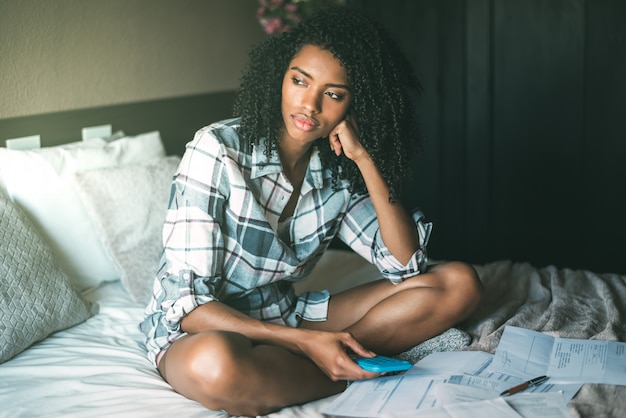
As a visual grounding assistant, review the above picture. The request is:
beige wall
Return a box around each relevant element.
[0,0,266,119]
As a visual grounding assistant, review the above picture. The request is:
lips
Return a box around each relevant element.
[291,114,320,132]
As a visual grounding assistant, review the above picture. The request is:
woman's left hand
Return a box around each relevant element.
[328,113,370,163]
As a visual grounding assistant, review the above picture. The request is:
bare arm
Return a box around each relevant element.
[181,301,378,381]
[328,117,420,264]
[182,301,308,352]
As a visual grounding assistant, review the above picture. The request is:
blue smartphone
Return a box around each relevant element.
[355,356,412,373]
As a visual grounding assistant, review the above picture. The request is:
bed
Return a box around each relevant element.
[1,99,625,418]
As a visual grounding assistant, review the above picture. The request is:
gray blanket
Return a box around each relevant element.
[464,261,626,417]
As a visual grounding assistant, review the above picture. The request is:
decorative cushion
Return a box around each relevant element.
[0,190,97,363]
[73,156,181,304]
[0,132,166,290]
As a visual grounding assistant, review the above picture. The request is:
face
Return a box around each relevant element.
[280,44,352,147]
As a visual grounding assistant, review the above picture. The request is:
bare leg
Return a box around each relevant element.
[302,261,483,355]
[158,331,344,416]
[157,261,481,415]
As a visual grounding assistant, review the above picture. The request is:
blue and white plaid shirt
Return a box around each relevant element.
[140,118,432,365]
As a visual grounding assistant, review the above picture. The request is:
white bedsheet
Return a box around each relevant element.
[0,279,338,418]
[5,250,622,417]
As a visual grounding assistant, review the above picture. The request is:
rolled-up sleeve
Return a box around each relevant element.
[338,194,432,284]
[158,197,225,332]
[141,126,231,363]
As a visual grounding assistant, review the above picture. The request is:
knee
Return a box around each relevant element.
[181,332,245,387]
[166,332,248,411]
[174,333,283,416]
[433,261,483,318]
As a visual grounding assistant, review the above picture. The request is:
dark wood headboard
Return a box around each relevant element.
[0,91,236,155]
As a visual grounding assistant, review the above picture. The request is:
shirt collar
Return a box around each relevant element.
[251,140,326,190]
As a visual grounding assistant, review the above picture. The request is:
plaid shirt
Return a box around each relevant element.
[140,118,432,365]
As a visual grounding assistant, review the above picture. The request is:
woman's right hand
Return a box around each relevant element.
[297,329,381,382]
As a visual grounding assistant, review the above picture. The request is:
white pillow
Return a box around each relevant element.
[74,156,181,304]
[0,132,166,290]
[0,138,106,192]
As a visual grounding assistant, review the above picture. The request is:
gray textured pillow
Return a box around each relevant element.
[0,191,97,363]
[73,156,181,304]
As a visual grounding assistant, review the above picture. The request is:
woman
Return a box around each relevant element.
[140,7,482,416]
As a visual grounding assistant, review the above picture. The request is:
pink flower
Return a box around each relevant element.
[257,0,345,35]
[263,17,284,34]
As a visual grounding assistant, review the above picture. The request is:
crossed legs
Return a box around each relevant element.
[157,261,482,416]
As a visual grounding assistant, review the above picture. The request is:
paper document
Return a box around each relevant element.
[322,352,492,417]
[322,327,621,417]
[491,326,626,385]
[412,351,581,401]
[321,373,452,417]
[434,385,570,418]
[383,397,522,418]
[322,351,580,417]
[381,387,570,418]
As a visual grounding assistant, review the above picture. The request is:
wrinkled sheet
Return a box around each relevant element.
[1,251,624,417]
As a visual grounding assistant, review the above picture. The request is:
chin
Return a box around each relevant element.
[286,127,323,145]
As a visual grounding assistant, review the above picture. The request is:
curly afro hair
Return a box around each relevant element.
[234,6,421,197]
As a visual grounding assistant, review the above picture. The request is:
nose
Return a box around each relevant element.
[301,88,321,114]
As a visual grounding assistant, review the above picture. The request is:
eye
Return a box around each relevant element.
[326,91,345,101]
[291,76,306,86]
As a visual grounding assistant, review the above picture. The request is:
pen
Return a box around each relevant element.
[499,375,549,396]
